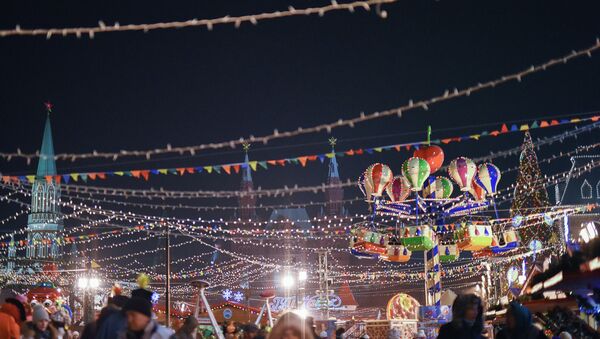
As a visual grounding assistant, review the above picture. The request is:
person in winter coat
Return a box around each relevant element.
[0,301,22,339]
[495,302,547,339]
[24,305,58,339]
[84,294,129,339]
[170,315,198,339]
[437,294,484,339]
[119,296,173,339]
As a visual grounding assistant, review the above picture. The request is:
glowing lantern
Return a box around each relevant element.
[402,157,431,191]
[468,179,486,201]
[448,157,477,191]
[422,176,454,199]
[365,163,393,198]
[386,176,412,202]
[474,163,501,196]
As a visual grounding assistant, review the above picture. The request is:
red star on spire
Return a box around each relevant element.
[44,101,53,112]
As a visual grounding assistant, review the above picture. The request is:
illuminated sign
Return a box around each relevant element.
[270,295,343,312]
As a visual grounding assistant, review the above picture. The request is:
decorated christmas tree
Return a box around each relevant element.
[510,131,551,244]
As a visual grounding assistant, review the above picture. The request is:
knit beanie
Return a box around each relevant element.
[32,305,50,322]
[123,297,152,318]
[131,288,153,303]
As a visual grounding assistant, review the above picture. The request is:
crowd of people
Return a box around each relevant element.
[0,286,339,339]
[436,293,581,339]
[0,288,588,339]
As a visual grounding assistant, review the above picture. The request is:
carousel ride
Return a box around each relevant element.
[348,139,512,312]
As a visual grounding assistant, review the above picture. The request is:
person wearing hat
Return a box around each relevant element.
[25,304,58,339]
[93,296,130,339]
[119,296,173,339]
[495,301,547,339]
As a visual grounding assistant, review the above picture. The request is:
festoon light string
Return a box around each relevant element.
[0,0,395,39]
[1,41,599,162]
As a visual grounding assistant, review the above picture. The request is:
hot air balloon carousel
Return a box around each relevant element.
[350,135,504,319]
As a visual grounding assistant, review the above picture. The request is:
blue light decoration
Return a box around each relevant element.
[529,239,543,252]
[512,215,523,227]
[151,292,159,305]
[506,266,519,285]
[543,213,554,226]
[233,291,244,302]
[222,289,233,300]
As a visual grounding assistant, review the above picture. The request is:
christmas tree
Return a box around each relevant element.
[510,131,551,244]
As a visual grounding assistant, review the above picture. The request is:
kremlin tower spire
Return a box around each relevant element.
[239,142,256,220]
[325,137,343,216]
[26,103,63,259]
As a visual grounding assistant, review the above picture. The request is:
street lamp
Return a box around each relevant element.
[282,273,295,290]
[77,275,101,324]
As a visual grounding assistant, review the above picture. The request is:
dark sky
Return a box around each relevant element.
[1,0,599,302]
[1,0,599,174]
[1,0,599,230]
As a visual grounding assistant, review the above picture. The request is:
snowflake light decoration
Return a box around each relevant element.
[233,291,244,302]
[151,292,160,305]
[222,289,233,300]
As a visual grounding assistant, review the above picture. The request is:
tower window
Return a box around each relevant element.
[581,180,592,199]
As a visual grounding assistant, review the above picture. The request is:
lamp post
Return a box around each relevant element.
[298,270,307,310]
[77,275,100,324]
[282,270,307,311]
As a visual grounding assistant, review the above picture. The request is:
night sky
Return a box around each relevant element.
[1,0,599,303]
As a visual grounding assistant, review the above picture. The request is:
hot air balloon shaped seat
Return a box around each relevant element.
[400,226,434,251]
[491,230,520,253]
[439,244,459,263]
[383,244,412,262]
[454,224,493,251]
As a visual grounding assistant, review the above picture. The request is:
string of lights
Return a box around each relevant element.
[37,141,599,216]
[40,122,598,200]
[0,0,394,39]
[1,42,599,162]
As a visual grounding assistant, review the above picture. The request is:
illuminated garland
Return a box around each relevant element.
[0,0,394,39]
[3,115,597,184]
[2,41,600,161]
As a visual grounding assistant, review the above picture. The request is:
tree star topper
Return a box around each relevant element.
[328,137,337,148]
[242,142,251,153]
[44,102,53,113]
